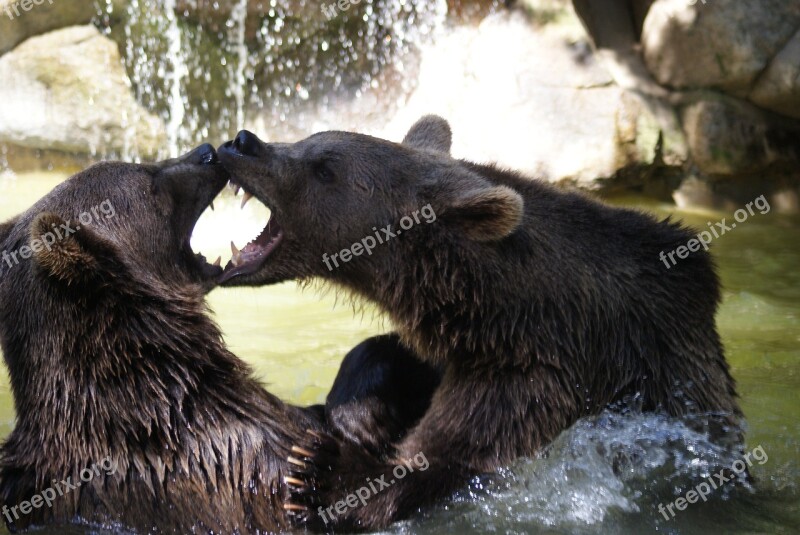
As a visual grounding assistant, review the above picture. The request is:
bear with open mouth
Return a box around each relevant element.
[0,144,440,533]
[217,116,744,531]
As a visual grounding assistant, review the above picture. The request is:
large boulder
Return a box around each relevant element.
[678,93,799,176]
[749,28,800,120]
[321,8,670,187]
[0,25,165,157]
[642,0,800,97]
[0,0,97,55]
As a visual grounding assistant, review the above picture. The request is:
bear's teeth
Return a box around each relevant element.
[241,192,253,209]
[230,241,242,266]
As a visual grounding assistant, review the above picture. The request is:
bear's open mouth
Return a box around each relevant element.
[219,182,283,283]
[189,180,284,284]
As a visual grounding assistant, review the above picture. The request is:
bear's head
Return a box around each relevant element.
[0,144,227,297]
[216,115,524,287]
[0,145,228,435]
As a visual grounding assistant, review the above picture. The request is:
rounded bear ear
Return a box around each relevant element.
[446,185,524,242]
[29,212,121,285]
[402,115,452,155]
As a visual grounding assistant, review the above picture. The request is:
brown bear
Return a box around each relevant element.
[0,144,439,533]
[217,116,744,531]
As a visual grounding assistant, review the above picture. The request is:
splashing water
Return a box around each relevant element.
[387,411,760,535]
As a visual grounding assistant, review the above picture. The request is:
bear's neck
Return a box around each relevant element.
[341,241,517,367]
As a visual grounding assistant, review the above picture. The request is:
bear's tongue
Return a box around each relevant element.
[221,215,283,282]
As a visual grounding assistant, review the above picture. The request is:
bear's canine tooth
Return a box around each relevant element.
[241,192,253,209]
[230,242,242,267]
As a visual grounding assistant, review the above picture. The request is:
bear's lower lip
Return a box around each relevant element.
[218,214,283,284]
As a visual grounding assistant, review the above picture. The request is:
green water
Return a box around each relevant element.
[0,173,798,534]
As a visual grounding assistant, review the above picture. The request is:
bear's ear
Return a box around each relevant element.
[30,212,121,285]
[403,115,452,154]
[446,185,524,242]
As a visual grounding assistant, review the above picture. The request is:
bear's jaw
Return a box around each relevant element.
[220,208,284,284]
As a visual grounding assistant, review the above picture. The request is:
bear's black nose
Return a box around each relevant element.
[196,143,218,165]
[232,130,261,156]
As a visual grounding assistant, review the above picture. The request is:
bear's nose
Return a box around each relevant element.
[232,130,261,156]
[196,143,218,165]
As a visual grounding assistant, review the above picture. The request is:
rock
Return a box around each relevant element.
[642,0,800,96]
[384,10,626,186]
[0,0,97,56]
[0,25,165,157]
[244,8,684,188]
[679,92,799,176]
[376,10,656,187]
[749,28,800,120]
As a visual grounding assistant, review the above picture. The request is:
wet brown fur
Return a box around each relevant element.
[0,149,326,533]
[218,117,743,531]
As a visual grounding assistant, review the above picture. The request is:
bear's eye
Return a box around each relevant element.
[313,162,335,184]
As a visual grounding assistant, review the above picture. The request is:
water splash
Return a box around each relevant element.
[391,411,751,534]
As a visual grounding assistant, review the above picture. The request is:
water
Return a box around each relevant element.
[0,172,797,534]
[101,0,452,160]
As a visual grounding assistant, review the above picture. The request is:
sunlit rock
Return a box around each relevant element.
[749,28,800,120]
[0,0,96,55]
[642,0,800,97]
[0,25,166,158]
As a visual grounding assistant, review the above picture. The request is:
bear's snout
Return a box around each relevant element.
[181,143,218,165]
[232,130,262,157]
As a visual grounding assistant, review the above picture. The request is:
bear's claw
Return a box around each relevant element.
[283,476,305,487]
[291,445,314,458]
[285,429,341,529]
